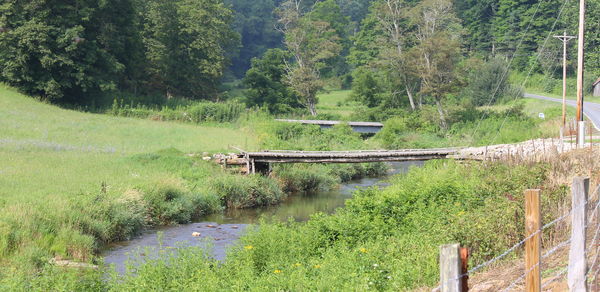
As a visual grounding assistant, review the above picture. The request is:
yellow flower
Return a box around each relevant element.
[294,263,302,267]
[274,269,282,274]
[314,264,321,269]
[244,245,253,250]
[359,248,368,253]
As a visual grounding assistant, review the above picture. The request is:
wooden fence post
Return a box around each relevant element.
[460,247,469,292]
[525,189,541,292]
[569,177,589,291]
[440,243,463,292]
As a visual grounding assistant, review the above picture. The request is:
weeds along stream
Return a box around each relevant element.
[102,161,424,274]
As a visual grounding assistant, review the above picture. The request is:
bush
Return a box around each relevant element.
[210,175,285,209]
[109,99,245,124]
[275,165,338,193]
[462,58,519,106]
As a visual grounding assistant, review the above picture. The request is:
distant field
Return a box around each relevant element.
[316,90,360,118]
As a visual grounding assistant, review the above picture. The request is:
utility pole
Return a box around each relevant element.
[576,0,586,147]
[553,31,576,130]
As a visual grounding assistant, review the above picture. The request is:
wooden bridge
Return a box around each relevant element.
[214,138,575,174]
[216,148,460,174]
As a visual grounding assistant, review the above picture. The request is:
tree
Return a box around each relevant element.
[351,67,385,107]
[243,49,302,113]
[372,0,419,110]
[0,0,138,103]
[455,0,498,53]
[141,0,238,100]
[225,0,283,78]
[277,0,343,116]
[462,58,513,106]
[492,0,563,69]
[408,0,462,129]
[310,0,351,78]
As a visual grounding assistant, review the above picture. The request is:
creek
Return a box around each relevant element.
[102,161,423,273]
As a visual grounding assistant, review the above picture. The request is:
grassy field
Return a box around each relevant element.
[0,84,260,204]
[316,90,359,118]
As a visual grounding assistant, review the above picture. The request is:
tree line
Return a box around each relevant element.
[0,0,235,104]
[0,0,598,112]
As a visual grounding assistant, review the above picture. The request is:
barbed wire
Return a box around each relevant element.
[541,266,568,289]
[586,223,600,277]
[432,187,599,291]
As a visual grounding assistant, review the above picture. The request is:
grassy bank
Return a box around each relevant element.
[12,152,590,291]
[107,152,593,290]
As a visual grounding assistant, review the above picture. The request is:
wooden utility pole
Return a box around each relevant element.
[525,189,541,292]
[553,31,576,128]
[576,0,586,145]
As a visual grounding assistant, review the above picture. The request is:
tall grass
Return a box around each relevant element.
[109,99,246,124]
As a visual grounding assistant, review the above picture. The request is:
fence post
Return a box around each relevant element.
[440,243,462,292]
[525,189,541,292]
[460,247,469,292]
[569,177,589,291]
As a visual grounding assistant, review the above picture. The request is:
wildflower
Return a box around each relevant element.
[372,264,379,268]
[314,264,322,269]
[294,263,302,267]
[359,248,368,253]
[274,269,282,274]
[244,245,253,250]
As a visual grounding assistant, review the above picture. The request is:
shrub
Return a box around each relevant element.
[142,181,198,225]
[275,165,338,193]
[109,99,245,124]
[210,175,285,209]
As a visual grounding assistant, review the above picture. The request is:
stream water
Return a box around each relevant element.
[102,161,423,273]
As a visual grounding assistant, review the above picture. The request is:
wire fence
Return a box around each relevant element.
[432,179,600,292]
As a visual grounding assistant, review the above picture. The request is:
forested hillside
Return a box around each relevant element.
[1,0,598,112]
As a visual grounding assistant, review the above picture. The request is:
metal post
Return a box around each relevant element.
[575,0,586,138]
[579,121,587,148]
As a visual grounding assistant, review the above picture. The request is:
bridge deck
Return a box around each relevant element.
[246,149,459,163]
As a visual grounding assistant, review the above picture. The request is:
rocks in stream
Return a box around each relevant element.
[49,258,98,269]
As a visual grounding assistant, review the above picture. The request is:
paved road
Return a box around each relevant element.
[525,93,600,130]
